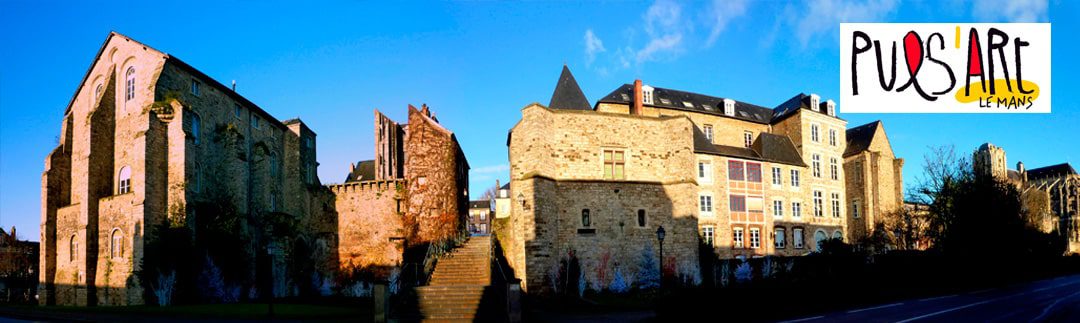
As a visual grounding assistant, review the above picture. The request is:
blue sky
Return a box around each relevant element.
[2,1,1076,242]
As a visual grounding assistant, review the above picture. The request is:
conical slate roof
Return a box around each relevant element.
[548,65,591,110]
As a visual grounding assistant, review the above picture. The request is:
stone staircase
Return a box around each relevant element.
[414,235,494,322]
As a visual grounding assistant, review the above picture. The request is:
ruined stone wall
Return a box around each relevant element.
[327,180,406,270]
[374,110,405,181]
[404,105,467,244]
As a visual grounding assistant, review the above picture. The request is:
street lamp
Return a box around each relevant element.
[656,225,665,289]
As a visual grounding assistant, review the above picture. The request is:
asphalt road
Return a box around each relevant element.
[779,274,1080,323]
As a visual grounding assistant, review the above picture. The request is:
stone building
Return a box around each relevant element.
[1,227,39,303]
[39,32,469,306]
[468,200,492,234]
[503,66,862,293]
[973,143,1080,254]
[843,121,904,241]
[495,181,511,219]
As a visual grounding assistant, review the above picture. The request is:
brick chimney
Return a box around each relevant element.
[632,79,643,115]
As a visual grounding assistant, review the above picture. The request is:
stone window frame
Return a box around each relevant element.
[774,227,786,249]
[110,228,124,259]
[701,225,714,247]
[117,166,132,195]
[581,209,591,228]
[793,227,805,249]
[636,209,647,228]
[124,65,136,105]
[602,148,626,180]
[70,234,78,262]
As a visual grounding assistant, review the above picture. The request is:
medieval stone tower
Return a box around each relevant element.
[974,143,1008,180]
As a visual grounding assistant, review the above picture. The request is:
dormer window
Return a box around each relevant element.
[826,99,836,116]
[642,85,654,105]
[810,94,820,111]
[723,99,735,116]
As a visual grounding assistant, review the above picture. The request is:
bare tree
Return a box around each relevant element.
[479,183,500,201]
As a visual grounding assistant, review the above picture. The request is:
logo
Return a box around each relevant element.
[841,23,1050,113]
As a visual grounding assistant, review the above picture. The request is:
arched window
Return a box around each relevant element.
[833,230,843,240]
[111,229,124,258]
[70,235,78,262]
[118,166,132,194]
[191,114,201,144]
[814,230,828,251]
[95,83,104,105]
[125,66,136,103]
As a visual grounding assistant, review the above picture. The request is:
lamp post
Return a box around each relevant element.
[656,225,665,290]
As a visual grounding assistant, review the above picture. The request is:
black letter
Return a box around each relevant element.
[987,28,1012,94]
[852,31,872,95]
[927,32,955,96]
[1014,37,1033,94]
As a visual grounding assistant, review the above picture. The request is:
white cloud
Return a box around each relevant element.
[584,29,607,66]
[470,164,509,174]
[636,0,687,64]
[972,0,1048,22]
[792,0,899,47]
[705,0,749,47]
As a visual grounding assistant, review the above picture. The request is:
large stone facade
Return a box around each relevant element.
[502,67,899,294]
[843,121,904,241]
[40,33,469,306]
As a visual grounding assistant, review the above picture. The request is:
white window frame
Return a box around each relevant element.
[773,200,784,218]
[831,192,841,218]
[118,166,132,194]
[852,200,860,218]
[733,227,744,248]
[698,160,713,184]
[111,228,123,259]
[750,228,761,249]
[830,157,839,180]
[790,169,801,188]
[775,228,786,249]
[723,99,735,116]
[744,131,753,148]
[699,194,714,215]
[793,228,805,249]
[813,190,824,217]
[702,225,715,247]
[704,125,713,142]
[811,123,820,143]
[829,129,837,146]
[812,154,822,178]
[125,66,136,103]
[772,167,782,186]
[792,202,802,218]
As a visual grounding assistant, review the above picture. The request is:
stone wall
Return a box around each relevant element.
[404,105,469,244]
[843,124,903,242]
[326,180,406,270]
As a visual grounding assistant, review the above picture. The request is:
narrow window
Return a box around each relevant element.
[118,166,132,194]
[111,229,123,258]
[125,66,136,102]
[699,195,713,214]
[270,194,278,212]
[750,228,761,249]
[480,211,487,221]
[234,103,242,118]
[773,200,784,217]
[744,131,753,148]
[831,193,841,218]
[251,114,260,129]
[581,209,591,227]
[775,228,786,249]
[790,169,800,187]
[812,154,822,178]
[637,209,646,227]
[793,228,804,249]
[792,202,802,218]
[811,124,820,143]
[95,83,104,105]
[603,149,625,180]
[191,79,201,96]
[852,200,860,218]
[191,114,201,144]
[813,191,824,217]
[830,157,839,180]
[70,235,78,262]
[733,227,744,248]
[698,161,711,182]
[829,129,837,146]
[702,226,715,247]
[772,167,782,186]
[704,125,713,142]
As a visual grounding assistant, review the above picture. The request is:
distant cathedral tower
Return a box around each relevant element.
[974,143,1008,180]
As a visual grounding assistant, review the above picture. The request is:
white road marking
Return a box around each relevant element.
[895,299,994,323]
[846,302,903,314]
[918,294,957,302]
[1031,289,1080,322]
[777,315,824,323]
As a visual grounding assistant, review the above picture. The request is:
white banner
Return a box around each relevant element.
[840,23,1050,113]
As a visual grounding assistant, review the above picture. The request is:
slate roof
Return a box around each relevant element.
[597,84,775,124]
[469,200,492,209]
[770,93,843,123]
[344,160,375,182]
[695,132,806,167]
[844,121,881,157]
[1027,163,1078,179]
[500,182,510,190]
[548,65,592,110]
